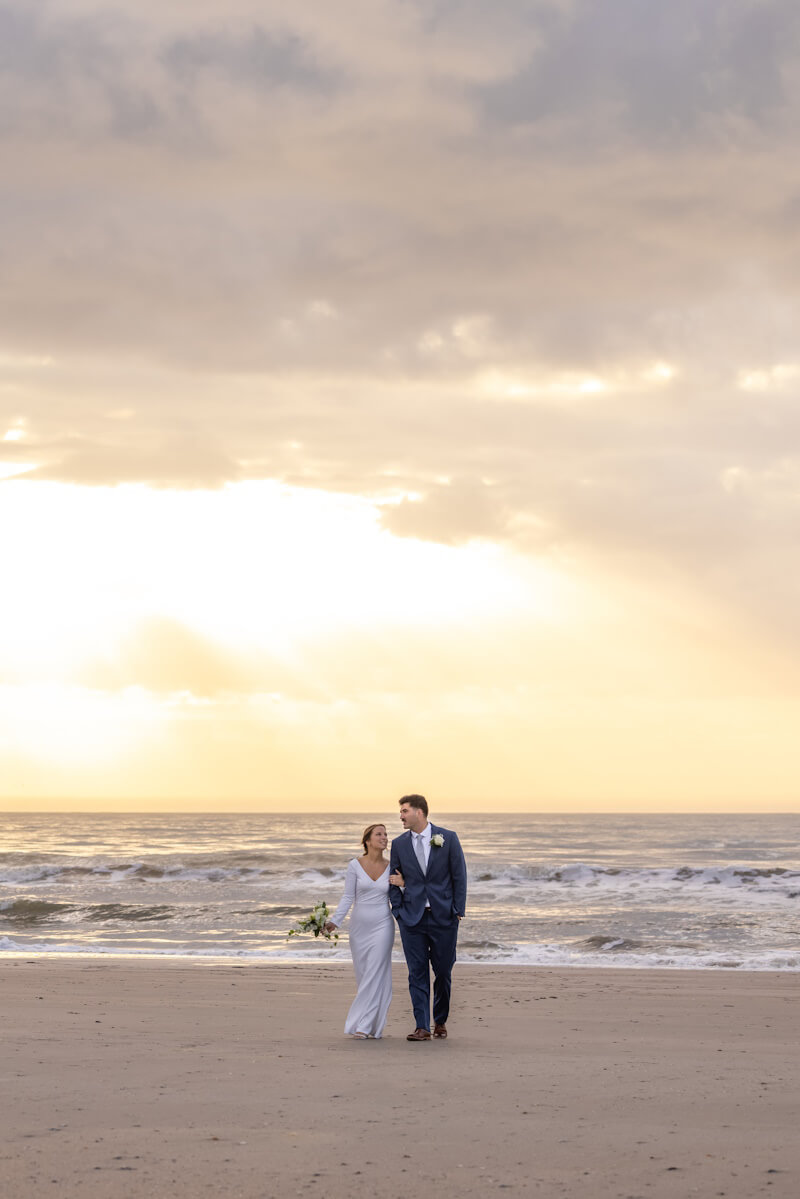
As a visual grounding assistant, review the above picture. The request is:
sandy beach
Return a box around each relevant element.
[2,960,797,1198]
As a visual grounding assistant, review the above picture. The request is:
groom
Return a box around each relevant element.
[389,794,467,1041]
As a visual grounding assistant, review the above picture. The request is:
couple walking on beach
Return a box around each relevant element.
[325,794,468,1041]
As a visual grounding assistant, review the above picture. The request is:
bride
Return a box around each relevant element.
[325,823,404,1039]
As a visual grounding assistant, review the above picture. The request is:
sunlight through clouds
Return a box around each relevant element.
[737,364,800,391]
[0,474,566,680]
[0,682,162,765]
[3,0,800,808]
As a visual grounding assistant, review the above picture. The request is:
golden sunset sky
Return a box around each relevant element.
[2,1,799,811]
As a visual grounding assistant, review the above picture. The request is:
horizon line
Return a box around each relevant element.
[1,807,798,817]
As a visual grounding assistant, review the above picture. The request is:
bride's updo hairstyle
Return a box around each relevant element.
[361,823,385,854]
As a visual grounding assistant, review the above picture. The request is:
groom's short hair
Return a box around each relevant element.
[400,793,428,817]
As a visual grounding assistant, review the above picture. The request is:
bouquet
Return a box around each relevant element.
[287,901,339,942]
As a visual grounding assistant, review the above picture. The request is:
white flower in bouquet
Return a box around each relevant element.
[287,901,339,942]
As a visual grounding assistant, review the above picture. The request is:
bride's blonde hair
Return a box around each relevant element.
[361,823,385,855]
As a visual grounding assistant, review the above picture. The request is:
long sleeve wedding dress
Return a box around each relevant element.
[330,858,394,1037]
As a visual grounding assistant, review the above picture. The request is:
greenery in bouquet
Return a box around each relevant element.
[287,900,339,942]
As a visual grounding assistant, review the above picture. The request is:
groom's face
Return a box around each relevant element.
[399,803,426,833]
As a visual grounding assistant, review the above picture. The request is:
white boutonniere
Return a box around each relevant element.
[431,833,445,848]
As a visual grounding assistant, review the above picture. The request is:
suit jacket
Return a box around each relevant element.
[389,824,467,927]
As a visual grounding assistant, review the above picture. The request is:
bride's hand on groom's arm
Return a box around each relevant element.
[388,869,404,887]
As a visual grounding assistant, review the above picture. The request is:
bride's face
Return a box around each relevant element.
[368,825,388,852]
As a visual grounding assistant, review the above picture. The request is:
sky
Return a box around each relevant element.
[2,0,800,811]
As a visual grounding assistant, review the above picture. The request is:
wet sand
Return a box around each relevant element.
[2,959,798,1198]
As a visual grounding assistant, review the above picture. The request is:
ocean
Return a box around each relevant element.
[1,811,798,969]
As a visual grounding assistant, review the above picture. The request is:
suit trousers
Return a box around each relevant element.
[398,909,459,1031]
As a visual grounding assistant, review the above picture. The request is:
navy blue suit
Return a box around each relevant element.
[389,825,467,1031]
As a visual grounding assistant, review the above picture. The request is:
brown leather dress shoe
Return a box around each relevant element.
[406,1028,432,1041]
[433,1023,448,1038]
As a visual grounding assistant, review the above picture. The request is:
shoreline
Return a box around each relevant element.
[2,948,799,972]
[4,959,798,1198]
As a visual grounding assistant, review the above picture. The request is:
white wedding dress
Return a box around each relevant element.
[330,858,395,1038]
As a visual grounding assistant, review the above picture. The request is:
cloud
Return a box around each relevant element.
[480,0,798,142]
[163,26,338,95]
[2,0,800,658]
[78,617,262,695]
[27,437,242,490]
[4,0,796,378]
[381,478,513,545]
